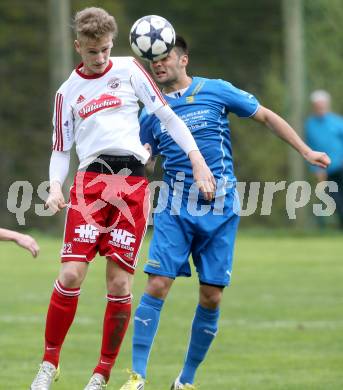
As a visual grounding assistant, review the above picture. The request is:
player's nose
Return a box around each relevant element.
[151,59,162,68]
[95,53,105,64]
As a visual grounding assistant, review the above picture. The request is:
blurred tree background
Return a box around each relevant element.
[1,0,342,231]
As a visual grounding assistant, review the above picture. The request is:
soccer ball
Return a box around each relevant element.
[129,15,176,61]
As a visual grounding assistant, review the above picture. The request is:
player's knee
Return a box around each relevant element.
[200,287,223,309]
[59,268,83,288]
[107,274,130,296]
[146,275,172,299]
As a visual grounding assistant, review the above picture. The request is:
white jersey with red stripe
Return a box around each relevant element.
[52,56,166,168]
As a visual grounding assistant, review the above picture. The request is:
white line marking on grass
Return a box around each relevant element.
[221,319,343,329]
[0,315,96,325]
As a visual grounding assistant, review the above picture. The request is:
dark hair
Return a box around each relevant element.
[174,35,189,56]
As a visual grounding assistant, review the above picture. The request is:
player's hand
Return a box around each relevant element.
[144,143,152,157]
[189,150,216,201]
[144,143,156,174]
[45,181,66,214]
[303,150,331,169]
[15,233,40,257]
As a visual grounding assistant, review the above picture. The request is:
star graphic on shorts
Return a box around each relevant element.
[87,172,144,227]
[73,166,146,234]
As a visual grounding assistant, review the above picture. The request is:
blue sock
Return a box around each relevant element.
[132,293,164,378]
[180,304,219,385]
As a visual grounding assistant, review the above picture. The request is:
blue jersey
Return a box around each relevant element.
[140,76,259,195]
[305,112,343,174]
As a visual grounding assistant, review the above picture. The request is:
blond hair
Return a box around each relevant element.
[73,7,118,41]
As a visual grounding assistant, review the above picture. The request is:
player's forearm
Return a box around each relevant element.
[49,150,71,187]
[0,228,40,257]
[256,107,312,157]
[154,105,199,156]
[0,228,21,242]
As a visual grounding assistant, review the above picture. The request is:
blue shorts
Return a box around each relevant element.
[144,187,240,286]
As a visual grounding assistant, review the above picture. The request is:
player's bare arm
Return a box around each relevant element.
[0,228,40,257]
[253,105,331,168]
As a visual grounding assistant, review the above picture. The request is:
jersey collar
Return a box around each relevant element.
[76,60,113,79]
[163,77,197,100]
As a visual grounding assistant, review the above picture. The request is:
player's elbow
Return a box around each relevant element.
[253,105,273,125]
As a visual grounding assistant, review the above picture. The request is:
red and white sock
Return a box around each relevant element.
[43,280,80,368]
[93,294,132,381]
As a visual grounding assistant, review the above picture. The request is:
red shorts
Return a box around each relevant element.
[61,171,150,274]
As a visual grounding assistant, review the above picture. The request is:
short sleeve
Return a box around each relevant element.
[217,80,260,118]
[139,108,159,156]
[130,58,167,114]
[52,91,74,151]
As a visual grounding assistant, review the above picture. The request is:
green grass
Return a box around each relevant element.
[0,230,342,389]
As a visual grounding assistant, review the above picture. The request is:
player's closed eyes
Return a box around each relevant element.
[88,48,109,54]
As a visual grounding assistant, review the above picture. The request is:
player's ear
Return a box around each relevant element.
[74,39,81,54]
[181,54,189,67]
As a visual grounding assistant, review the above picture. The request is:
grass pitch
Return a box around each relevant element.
[0,229,342,389]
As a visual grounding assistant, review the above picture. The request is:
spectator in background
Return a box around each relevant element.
[305,90,343,229]
[0,228,39,257]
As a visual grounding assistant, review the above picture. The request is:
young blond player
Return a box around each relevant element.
[30,8,214,390]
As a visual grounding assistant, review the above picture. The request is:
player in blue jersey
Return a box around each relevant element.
[120,36,330,390]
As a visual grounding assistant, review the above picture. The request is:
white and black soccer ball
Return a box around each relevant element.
[129,15,176,61]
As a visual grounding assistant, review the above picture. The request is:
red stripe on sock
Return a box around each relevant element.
[107,293,132,303]
[54,280,81,297]
[43,282,79,367]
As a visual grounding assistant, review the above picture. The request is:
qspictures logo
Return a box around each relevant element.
[5,155,339,226]
[79,94,122,119]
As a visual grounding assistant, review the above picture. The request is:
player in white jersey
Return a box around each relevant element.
[30,7,215,390]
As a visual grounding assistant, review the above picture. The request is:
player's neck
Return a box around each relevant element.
[162,76,192,94]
